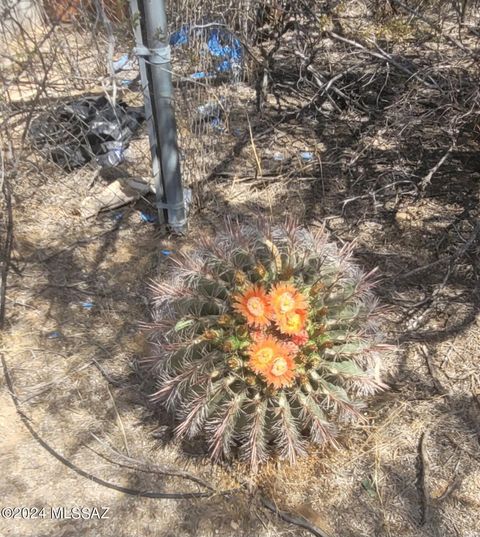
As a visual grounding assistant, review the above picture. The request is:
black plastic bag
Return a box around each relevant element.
[29,96,145,171]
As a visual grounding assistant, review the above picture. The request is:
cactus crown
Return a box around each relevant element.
[148,220,389,470]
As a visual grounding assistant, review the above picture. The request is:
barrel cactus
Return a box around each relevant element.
[147,220,390,470]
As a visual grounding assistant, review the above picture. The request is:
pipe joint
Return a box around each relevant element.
[134,45,171,65]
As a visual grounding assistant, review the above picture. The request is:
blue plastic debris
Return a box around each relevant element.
[170,25,189,46]
[210,117,225,132]
[207,29,243,71]
[273,152,285,161]
[140,212,158,224]
[47,331,61,339]
[113,54,129,71]
[160,249,172,256]
[81,301,94,310]
[170,25,243,79]
[112,212,123,221]
[300,151,314,161]
[191,71,215,80]
[113,54,136,72]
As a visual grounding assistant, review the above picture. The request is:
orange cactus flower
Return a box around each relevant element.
[233,284,272,328]
[248,337,296,389]
[292,329,309,346]
[248,337,282,374]
[269,283,307,316]
[276,309,308,335]
[262,354,296,389]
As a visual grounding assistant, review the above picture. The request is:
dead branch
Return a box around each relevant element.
[419,345,448,395]
[326,31,439,89]
[89,432,218,491]
[417,430,463,526]
[342,180,418,212]
[106,384,130,456]
[37,223,123,263]
[399,220,480,280]
[419,143,456,191]
[0,149,13,329]
[260,496,334,537]
[444,434,480,463]
[436,468,462,503]
[91,356,126,387]
[19,360,95,403]
[1,346,239,500]
[390,0,476,56]
[418,430,433,526]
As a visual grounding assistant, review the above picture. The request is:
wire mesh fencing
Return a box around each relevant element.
[1,0,479,222]
[1,1,144,216]
[0,0,263,208]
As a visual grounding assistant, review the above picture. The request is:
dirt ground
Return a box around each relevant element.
[1,5,480,537]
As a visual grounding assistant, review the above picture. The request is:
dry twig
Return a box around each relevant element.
[89,432,218,491]
[418,430,433,526]
[420,345,448,395]
[326,31,439,89]
[106,384,130,456]
[399,220,480,280]
[390,0,475,55]
[419,143,456,191]
[260,496,334,537]
[0,349,217,499]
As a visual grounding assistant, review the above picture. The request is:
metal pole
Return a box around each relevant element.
[129,0,164,224]
[130,0,186,232]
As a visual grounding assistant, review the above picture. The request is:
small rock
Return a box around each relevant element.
[395,210,413,223]
[300,151,314,161]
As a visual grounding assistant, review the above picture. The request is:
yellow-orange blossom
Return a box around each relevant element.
[233,282,310,388]
[233,285,271,327]
[248,337,296,388]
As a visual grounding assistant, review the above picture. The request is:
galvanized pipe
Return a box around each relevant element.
[129,0,164,223]
[130,0,186,231]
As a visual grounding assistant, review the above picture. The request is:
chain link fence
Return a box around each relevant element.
[0,0,268,213]
[1,0,479,219]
